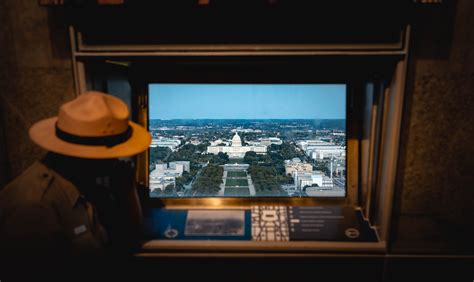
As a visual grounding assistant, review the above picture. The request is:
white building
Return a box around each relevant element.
[149,175,175,191]
[149,161,190,191]
[259,137,283,146]
[332,132,345,136]
[297,140,328,150]
[322,176,334,188]
[190,138,201,145]
[231,128,262,133]
[298,140,345,160]
[169,161,191,174]
[309,146,345,160]
[294,171,324,189]
[207,132,267,158]
[210,139,229,146]
[150,137,181,151]
[152,161,190,176]
[284,158,313,175]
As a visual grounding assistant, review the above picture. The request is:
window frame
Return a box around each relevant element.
[131,58,358,208]
[72,25,410,253]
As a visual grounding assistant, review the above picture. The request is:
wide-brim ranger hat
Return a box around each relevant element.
[29,91,151,159]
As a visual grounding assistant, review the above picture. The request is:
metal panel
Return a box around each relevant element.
[375,60,408,243]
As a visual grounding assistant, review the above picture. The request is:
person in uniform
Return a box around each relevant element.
[0,91,151,257]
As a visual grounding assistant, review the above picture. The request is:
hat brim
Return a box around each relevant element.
[29,117,152,159]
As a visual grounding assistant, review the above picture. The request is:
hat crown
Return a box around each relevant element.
[57,92,129,137]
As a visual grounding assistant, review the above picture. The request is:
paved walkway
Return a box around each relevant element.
[218,171,227,196]
[247,174,256,196]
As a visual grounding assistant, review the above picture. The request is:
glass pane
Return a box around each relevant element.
[148,84,346,198]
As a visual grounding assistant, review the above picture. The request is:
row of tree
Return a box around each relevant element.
[244,142,299,177]
[248,165,285,196]
[242,142,305,195]
[150,183,176,197]
[191,164,224,196]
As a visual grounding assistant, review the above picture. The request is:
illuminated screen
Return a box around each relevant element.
[148,84,346,198]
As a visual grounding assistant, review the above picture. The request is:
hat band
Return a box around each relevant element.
[55,123,133,148]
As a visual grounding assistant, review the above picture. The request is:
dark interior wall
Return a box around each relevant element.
[0,0,75,186]
[393,0,474,253]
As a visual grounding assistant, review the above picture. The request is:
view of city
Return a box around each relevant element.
[148,84,346,198]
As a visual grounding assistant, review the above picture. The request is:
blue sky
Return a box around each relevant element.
[149,84,346,119]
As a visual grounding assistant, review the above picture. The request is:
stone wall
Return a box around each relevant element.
[0,0,75,186]
[392,0,474,252]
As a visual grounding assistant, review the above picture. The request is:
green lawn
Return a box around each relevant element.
[225,178,249,187]
[224,188,250,196]
[227,171,247,178]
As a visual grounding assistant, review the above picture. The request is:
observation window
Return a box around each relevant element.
[147,83,347,199]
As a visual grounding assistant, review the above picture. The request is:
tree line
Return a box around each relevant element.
[191,164,224,196]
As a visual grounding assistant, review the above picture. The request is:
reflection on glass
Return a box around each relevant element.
[148,84,346,198]
[185,210,245,236]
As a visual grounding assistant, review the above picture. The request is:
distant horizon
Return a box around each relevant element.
[149,84,346,120]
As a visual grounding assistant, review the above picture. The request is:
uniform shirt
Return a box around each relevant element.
[0,161,109,256]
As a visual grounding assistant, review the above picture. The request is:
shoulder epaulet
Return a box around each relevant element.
[0,162,55,209]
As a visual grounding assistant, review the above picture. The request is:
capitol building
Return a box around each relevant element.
[207,132,267,158]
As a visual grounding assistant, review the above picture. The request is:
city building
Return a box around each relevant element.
[259,137,283,146]
[322,175,334,187]
[332,132,345,136]
[297,140,328,150]
[207,132,267,158]
[190,138,201,145]
[309,146,345,160]
[150,137,181,151]
[149,161,190,191]
[169,161,191,174]
[231,128,262,133]
[284,158,313,175]
[294,171,324,189]
[210,139,228,146]
[149,174,175,192]
[298,140,345,160]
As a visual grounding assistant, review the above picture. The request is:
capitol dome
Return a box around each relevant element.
[231,132,242,147]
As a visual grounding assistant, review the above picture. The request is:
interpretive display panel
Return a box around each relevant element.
[145,206,377,242]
